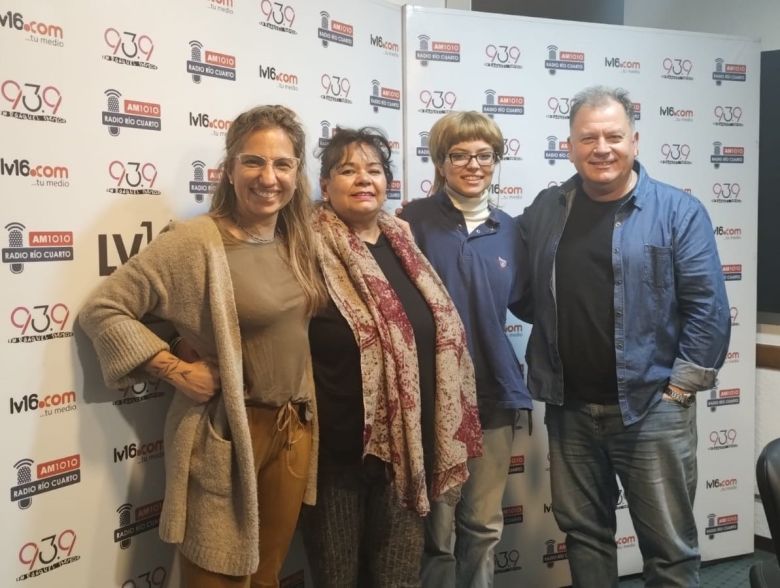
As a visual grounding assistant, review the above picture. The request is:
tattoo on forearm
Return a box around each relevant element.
[150,357,193,385]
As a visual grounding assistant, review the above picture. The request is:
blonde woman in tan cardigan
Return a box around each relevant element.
[80,105,327,587]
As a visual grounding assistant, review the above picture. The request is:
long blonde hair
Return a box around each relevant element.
[428,111,505,194]
[210,105,327,315]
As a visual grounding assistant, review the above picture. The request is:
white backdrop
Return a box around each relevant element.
[0,1,756,587]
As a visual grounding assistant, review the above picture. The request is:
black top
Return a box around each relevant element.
[555,184,630,405]
[309,234,437,473]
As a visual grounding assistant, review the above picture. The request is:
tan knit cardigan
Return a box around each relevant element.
[79,215,318,576]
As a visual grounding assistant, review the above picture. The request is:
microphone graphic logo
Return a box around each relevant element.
[417,35,430,66]
[320,12,329,47]
[189,41,203,84]
[5,222,25,274]
[14,459,34,509]
[192,160,206,203]
[117,503,133,549]
[105,89,121,136]
[418,132,429,162]
[371,79,380,113]
[485,89,496,106]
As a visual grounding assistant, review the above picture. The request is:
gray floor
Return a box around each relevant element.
[618,550,776,587]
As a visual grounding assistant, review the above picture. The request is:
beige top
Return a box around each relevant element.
[220,229,313,406]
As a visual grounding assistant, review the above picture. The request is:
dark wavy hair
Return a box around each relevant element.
[318,127,394,183]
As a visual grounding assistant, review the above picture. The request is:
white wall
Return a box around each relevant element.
[624,0,780,50]
[626,0,780,540]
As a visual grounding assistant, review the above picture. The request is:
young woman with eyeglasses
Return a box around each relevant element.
[80,105,327,587]
[399,111,533,588]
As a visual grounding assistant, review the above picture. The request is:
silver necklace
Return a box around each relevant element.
[234,219,276,244]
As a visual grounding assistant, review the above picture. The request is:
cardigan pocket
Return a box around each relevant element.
[189,411,233,497]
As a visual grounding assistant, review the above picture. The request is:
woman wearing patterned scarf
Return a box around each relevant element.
[302,127,482,588]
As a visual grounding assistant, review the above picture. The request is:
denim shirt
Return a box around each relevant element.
[517,162,730,425]
[400,190,533,416]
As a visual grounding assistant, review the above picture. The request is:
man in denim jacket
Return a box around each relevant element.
[517,86,730,587]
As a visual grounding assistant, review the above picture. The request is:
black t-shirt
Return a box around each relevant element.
[309,234,436,472]
[555,185,631,405]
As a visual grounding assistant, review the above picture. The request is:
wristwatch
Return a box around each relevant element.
[664,386,695,407]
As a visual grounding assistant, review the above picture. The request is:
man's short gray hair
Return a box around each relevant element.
[569,86,635,130]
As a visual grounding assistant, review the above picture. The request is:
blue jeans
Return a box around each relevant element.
[546,397,699,588]
[422,409,516,588]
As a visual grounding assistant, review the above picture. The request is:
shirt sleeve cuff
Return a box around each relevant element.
[669,357,719,392]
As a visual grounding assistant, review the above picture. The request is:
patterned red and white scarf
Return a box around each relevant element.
[313,205,482,515]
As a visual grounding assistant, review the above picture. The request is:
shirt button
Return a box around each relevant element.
[616,279,622,285]
[614,248,620,254]
[616,343,624,350]
[615,221,622,228]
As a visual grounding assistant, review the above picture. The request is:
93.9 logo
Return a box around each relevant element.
[485,44,521,67]
[503,138,521,160]
[660,143,691,164]
[103,28,154,62]
[418,90,457,113]
[546,97,571,119]
[713,106,743,126]
[260,0,296,29]
[1,80,64,123]
[494,549,521,574]
[709,428,737,449]
[122,566,167,588]
[712,182,741,202]
[662,57,693,79]
[10,303,72,343]
[108,161,160,195]
[320,74,351,103]
[17,529,78,581]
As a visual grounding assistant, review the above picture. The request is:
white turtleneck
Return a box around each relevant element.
[445,185,490,233]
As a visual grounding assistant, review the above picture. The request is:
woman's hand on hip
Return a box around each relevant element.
[143,351,220,404]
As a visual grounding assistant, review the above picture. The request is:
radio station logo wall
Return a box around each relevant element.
[632,102,641,121]
[484,43,521,69]
[187,41,236,83]
[704,513,738,539]
[711,181,741,204]
[114,500,163,549]
[387,180,401,201]
[10,454,81,510]
[318,120,334,147]
[2,223,73,274]
[503,504,523,525]
[713,105,743,127]
[103,28,157,69]
[318,11,353,48]
[415,34,460,66]
[370,32,399,57]
[661,57,694,81]
[418,89,456,115]
[714,224,742,242]
[616,535,637,550]
[320,73,352,104]
[1,156,69,188]
[711,142,744,167]
[107,160,161,196]
[707,386,741,411]
[189,160,220,203]
[502,137,522,162]
[98,221,156,276]
[604,55,640,74]
[712,58,746,84]
[508,454,524,475]
[259,0,296,35]
[488,183,523,205]
[370,80,400,112]
[543,136,569,165]
[1,79,64,123]
[0,10,64,47]
[15,528,79,582]
[9,390,77,418]
[259,64,299,91]
[706,476,738,493]
[722,263,742,281]
[542,539,568,567]
[102,89,161,135]
[8,302,74,343]
[482,90,524,117]
[544,45,585,74]
[122,565,169,588]
[114,380,166,407]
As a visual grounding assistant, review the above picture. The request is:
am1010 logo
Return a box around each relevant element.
[16,528,79,582]
[115,500,163,549]
[11,454,81,509]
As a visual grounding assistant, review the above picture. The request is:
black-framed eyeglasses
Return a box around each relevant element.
[447,151,498,167]
[236,153,300,175]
